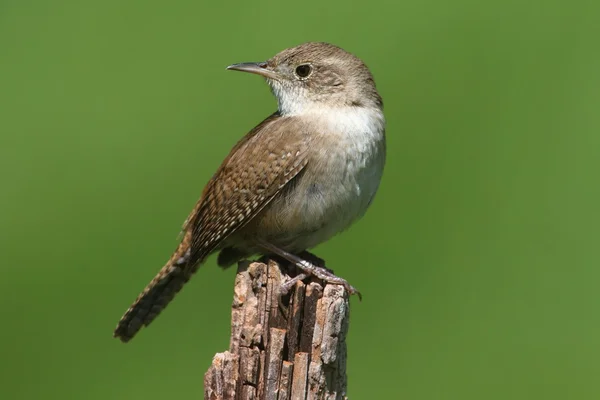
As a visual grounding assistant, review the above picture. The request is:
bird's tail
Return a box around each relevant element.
[113,233,197,342]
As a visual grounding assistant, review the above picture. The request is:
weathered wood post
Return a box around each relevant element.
[204,258,350,400]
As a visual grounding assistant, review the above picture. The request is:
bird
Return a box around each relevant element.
[114,42,386,342]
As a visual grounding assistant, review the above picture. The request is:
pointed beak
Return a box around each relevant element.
[226,62,279,80]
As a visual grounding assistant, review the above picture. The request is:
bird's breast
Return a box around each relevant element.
[264,106,386,249]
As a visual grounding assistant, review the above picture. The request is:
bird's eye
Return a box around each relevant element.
[295,64,312,79]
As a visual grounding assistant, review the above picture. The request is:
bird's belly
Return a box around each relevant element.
[254,139,385,251]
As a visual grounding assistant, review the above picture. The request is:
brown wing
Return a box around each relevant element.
[114,113,310,342]
[186,112,311,266]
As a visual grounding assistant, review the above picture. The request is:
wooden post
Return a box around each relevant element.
[204,258,350,400]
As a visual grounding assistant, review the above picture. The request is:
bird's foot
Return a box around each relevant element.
[260,241,362,300]
[293,258,362,300]
[280,273,308,295]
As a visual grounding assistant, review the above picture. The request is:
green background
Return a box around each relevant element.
[1,0,599,398]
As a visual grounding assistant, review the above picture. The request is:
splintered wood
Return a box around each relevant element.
[204,259,350,400]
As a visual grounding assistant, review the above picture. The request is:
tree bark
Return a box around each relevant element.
[204,258,350,400]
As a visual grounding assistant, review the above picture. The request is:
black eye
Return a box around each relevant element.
[295,64,312,78]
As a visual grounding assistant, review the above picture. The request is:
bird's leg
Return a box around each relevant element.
[258,240,362,300]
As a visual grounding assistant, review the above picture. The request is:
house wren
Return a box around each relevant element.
[114,42,386,342]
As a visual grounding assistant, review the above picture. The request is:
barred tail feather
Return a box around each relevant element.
[114,246,195,343]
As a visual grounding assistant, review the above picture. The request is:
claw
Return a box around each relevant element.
[280,273,308,295]
[259,240,362,299]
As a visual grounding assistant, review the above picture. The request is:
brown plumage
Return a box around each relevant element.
[114,42,386,342]
[114,113,310,341]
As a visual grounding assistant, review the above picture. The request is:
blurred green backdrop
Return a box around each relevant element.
[1,0,599,399]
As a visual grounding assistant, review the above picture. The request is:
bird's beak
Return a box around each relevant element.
[226,62,279,80]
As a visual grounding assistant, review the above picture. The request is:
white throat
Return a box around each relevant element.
[299,104,386,149]
[271,83,310,116]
